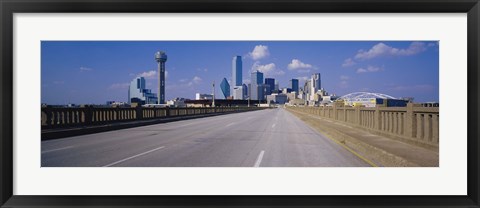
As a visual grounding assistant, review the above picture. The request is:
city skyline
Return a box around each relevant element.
[41,41,439,105]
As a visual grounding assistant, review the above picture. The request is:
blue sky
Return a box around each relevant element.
[41,41,439,104]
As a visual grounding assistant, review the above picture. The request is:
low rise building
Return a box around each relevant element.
[167,97,187,107]
[195,93,213,100]
[266,93,288,104]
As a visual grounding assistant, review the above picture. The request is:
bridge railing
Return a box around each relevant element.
[288,103,439,148]
[41,106,259,129]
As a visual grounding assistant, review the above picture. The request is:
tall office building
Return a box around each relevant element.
[250,85,265,101]
[304,79,311,101]
[128,77,158,104]
[264,78,275,95]
[290,79,299,93]
[310,73,321,101]
[251,71,264,100]
[232,56,242,87]
[233,86,244,100]
[252,70,263,85]
[242,83,248,99]
[155,51,168,104]
[220,78,230,99]
[274,80,279,91]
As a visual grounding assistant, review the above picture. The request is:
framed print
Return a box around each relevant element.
[1,0,479,207]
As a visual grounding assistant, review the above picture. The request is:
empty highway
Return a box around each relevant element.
[42,108,370,167]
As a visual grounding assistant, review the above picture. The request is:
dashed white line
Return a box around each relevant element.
[254,150,265,167]
[272,124,276,128]
[41,146,74,154]
[226,122,236,127]
[103,146,166,167]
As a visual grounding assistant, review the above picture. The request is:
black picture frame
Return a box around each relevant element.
[1,0,479,207]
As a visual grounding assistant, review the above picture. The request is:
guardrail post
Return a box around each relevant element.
[374,106,381,130]
[134,106,141,120]
[333,102,338,120]
[405,103,416,138]
[432,114,439,143]
[84,106,92,125]
[43,107,52,127]
[355,105,361,125]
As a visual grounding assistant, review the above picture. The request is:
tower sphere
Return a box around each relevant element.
[155,51,168,62]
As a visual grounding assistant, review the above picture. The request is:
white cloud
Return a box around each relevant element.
[80,67,93,72]
[354,42,427,60]
[341,58,356,67]
[187,76,202,86]
[137,70,168,79]
[296,76,309,82]
[249,45,270,60]
[275,70,286,75]
[287,59,314,72]
[340,75,350,81]
[356,65,382,73]
[108,82,129,90]
[253,63,275,73]
[251,62,285,76]
[137,70,156,79]
[193,76,202,84]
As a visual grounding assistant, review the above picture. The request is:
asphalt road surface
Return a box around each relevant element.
[42,108,370,167]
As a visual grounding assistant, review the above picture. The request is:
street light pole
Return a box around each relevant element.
[212,81,215,107]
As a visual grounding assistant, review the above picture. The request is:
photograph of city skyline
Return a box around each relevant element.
[41,41,439,167]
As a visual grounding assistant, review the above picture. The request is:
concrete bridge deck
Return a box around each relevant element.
[42,108,371,167]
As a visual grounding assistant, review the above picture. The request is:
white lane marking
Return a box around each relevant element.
[41,146,74,154]
[254,150,265,167]
[272,124,276,128]
[103,146,165,167]
[226,122,236,127]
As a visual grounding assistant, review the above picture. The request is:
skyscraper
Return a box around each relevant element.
[128,77,158,104]
[252,70,263,85]
[304,79,311,101]
[290,79,299,93]
[310,73,321,101]
[264,78,275,95]
[251,71,264,100]
[155,51,167,104]
[242,83,248,99]
[232,56,242,87]
[220,78,230,99]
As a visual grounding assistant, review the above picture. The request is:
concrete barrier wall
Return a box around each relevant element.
[41,106,259,129]
[288,103,439,148]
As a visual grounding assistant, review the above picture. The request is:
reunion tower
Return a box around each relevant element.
[155,51,167,104]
